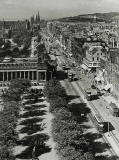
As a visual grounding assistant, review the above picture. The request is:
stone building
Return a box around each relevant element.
[103,48,119,95]
[82,42,107,71]
[0,57,52,86]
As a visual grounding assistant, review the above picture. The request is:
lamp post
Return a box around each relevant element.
[106,106,110,136]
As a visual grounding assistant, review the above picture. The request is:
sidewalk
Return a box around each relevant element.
[102,95,119,109]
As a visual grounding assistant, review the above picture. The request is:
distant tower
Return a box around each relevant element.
[2,18,6,38]
[35,14,38,24]
[93,15,97,23]
[37,11,40,23]
[32,15,35,24]
[26,20,31,30]
[30,15,35,26]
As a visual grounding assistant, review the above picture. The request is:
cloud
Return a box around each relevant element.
[0,0,119,20]
[4,0,13,5]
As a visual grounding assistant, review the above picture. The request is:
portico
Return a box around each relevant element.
[0,70,47,82]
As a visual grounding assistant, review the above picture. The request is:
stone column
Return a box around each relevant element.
[7,72,8,81]
[45,72,47,81]
[9,72,12,81]
[28,71,30,80]
[23,71,25,79]
[24,71,26,79]
[37,71,39,81]
[50,71,52,80]
[19,71,21,79]
[11,72,13,80]
[15,72,17,79]
[31,71,33,80]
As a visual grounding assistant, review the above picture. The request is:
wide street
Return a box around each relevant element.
[41,31,119,157]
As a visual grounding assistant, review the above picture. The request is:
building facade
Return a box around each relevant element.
[0,57,51,86]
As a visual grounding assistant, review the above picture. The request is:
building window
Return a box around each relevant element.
[92,57,94,61]
[97,57,99,61]
[93,63,97,66]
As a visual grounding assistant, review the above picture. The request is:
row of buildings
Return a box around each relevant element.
[0,15,56,88]
[47,20,119,97]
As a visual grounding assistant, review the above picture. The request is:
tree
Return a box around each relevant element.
[44,79,95,160]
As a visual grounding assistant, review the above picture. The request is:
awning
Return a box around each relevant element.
[81,64,88,70]
[104,84,112,90]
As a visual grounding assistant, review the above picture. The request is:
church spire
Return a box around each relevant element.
[37,11,40,23]
[35,14,38,24]
[3,18,6,29]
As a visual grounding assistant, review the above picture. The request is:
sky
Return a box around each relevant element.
[1,0,119,20]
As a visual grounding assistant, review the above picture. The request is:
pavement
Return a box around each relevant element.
[56,47,119,157]
[43,32,119,157]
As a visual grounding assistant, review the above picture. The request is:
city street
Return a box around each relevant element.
[44,34,119,157]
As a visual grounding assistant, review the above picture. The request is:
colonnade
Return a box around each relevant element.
[0,70,46,82]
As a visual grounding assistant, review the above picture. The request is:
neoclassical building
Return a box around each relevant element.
[0,57,52,85]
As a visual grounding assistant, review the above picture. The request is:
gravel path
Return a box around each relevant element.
[14,97,59,160]
[38,101,59,160]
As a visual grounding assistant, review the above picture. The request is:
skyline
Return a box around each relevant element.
[1,0,119,20]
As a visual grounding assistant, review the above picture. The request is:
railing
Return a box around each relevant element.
[83,58,100,67]
[0,62,38,70]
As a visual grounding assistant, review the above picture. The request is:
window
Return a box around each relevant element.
[92,57,94,61]
[97,57,99,61]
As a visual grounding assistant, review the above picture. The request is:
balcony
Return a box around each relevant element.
[83,58,100,68]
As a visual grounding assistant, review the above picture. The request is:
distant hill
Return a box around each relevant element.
[58,12,119,22]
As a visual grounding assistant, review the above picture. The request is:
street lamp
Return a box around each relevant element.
[106,106,110,136]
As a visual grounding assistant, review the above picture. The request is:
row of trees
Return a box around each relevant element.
[43,80,95,160]
[0,79,31,160]
[12,30,32,57]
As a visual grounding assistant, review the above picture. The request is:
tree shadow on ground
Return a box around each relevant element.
[19,124,44,135]
[68,103,91,123]
[24,104,46,111]
[84,132,111,155]
[89,141,111,154]
[67,95,80,102]
[23,98,44,105]
[56,70,68,80]
[23,99,36,105]
[84,132,102,142]
[17,133,49,146]
[20,110,46,118]
[33,98,45,103]
[95,155,119,160]
[80,124,92,130]
[89,95,99,101]
[20,117,43,126]
[16,144,51,159]
[23,94,43,100]
[103,122,115,133]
